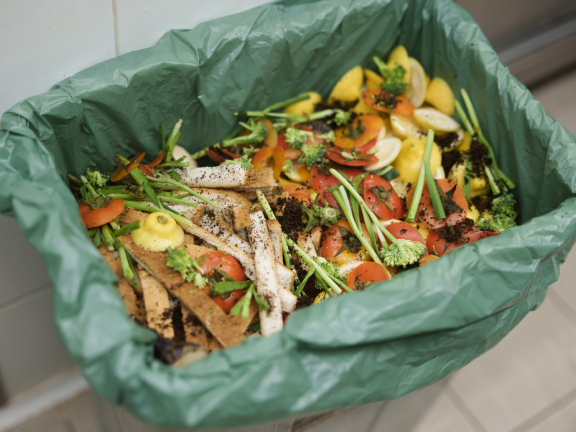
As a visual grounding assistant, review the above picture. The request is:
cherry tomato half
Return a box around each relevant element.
[361,90,414,115]
[334,115,383,149]
[468,230,500,243]
[346,262,389,290]
[200,251,247,314]
[310,166,364,209]
[384,222,425,246]
[426,223,478,256]
[363,174,404,220]
[406,179,468,230]
[322,220,371,266]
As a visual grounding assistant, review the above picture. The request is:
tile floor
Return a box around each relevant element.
[5,69,576,432]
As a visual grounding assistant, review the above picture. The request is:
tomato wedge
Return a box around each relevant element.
[111,152,145,182]
[406,179,468,230]
[278,183,310,196]
[334,114,383,149]
[326,147,378,167]
[426,222,478,256]
[322,220,371,266]
[468,231,500,243]
[361,90,414,115]
[80,198,125,228]
[310,167,364,209]
[200,251,247,314]
[363,175,403,220]
[346,262,390,290]
[356,138,377,153]
[384,222,425,246]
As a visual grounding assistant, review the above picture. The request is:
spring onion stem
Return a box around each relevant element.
[423,130,446,220]
[484,165,500,196]
[294,268,315,297]
[114,221,140,237]
[124,201,192,226]
[463,157,473,201]
[149,171,219,208]
[361,204,379,252]
[332,187,383,265]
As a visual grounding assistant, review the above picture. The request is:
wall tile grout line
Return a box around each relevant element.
[0,283,52,314]
[508,387,576,432]
[444,385,487,432]
[111,0,120,57]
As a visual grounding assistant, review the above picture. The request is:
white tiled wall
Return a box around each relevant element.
[0,0,270,401]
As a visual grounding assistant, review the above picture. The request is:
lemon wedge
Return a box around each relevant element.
[467,203,480,222]
[364,137,402,171]
[456,130,471,152]
[284,92,322,116]
[413,107,460,133]
[390,114,425,139]
[404,57,426,108]
[364,69,384,91]
[387,46,410,84]
[392,137,442,184]
[328,66,363,104]
[424,77,455,116]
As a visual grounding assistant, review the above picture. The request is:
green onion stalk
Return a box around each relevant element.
[462,158,473,201]
[116,154,165,210]
[101,224,136,286]
[294,267,315,297]
[191,94,311,159]
[329,169,425,268]
[459,89,515,191]
[423,130,446,220]
[162,119,182,164]
[108,193,199,207]
[256,190,292,269]
[148,170,219,208]
[124,201,192,227]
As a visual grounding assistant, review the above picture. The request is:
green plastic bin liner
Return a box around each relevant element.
[1,0,576,428]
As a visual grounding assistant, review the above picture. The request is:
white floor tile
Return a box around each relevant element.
[370,380,476,432]
[532,69,576,136]
[526,396,576,432]
[305,402,385,432]
[115,0,272,55]
[449,298,576,432]
[0,0,116,115]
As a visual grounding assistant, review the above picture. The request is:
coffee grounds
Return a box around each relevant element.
[435,218,476,243]
[472,195,493,213]
[435,132,459,151]
[272,196,306,235]
[469,137,492,178]
[442,150,462,176]
[172,305,185,342]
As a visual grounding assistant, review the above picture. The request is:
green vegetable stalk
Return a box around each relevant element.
[372,55,407,94]
[116,154,165,211]
[148,170,219,208]
[124,201,192,227]
[162,119,182,164]
[423,130,446,220]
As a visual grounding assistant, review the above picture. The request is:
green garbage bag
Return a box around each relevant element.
[1,0,575,428]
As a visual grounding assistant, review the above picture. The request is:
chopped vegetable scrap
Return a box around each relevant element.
[69,45,517,366]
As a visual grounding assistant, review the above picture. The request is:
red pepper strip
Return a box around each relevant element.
[220,149,240,159]
[272,147,285,180]
[111,152,145,182]
[205,149,226,163]
[145,152,163,169]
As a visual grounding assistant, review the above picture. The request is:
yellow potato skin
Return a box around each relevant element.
[392,137,442,184]
[284,92,322,116]
[131,212,184,252]
[387,45,411,84]
[424,78,455,116]
[364,69,384,91]
[328,66,363,104]
[467,204,480,222]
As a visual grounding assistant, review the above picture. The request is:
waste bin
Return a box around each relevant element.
[1,0,575,429]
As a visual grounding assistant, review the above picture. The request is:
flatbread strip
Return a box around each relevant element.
[98,245,145,321]
[176,164,248,188]
[248,211,283,336]
[118,235,248,348]
[228,168,276,193]
[139,270,174,339]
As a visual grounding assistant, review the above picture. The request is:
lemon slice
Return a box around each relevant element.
[434,165,445,179]
[365,137,402,171]
[338,261,365,277]
[404,57,426,108]
[413,107,460,133]
[377,125,387,141]
[328,66,363,104]
[390,114,425,139]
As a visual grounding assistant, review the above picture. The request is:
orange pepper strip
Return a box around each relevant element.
[252,147,273,169]
[111,152,145,182]
[272,147,285,180]
[298,164,311,184]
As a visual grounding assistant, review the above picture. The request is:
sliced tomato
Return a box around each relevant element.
[334,115,383,149]
[346,262,389,290]
[384,222,424,246]
[80,199,125,228]
[322,220,371,266]
[200,251,248,314]
[356,138,377,153]
[361,90,414,115]
[426,223,478,256]
[291,192,312,204]
[468,231,500,243]
[363,175,403,220]
[326,147,378,167]
[406,179,468,230]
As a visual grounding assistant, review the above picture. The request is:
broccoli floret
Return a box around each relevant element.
[379,239,426,268]
[314,257,346,292]
[165,247,208,288]
[301,197,340,233]
[285,127,314,147]
[285,127,326,168]
[282,159,293,174]
[328,109,352,126]
[222,119,267,147]
[476,193,517,233]
[372,55,407,95]
[317,130,336,142]
[224,154,253,169]
[85,168,110,188]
